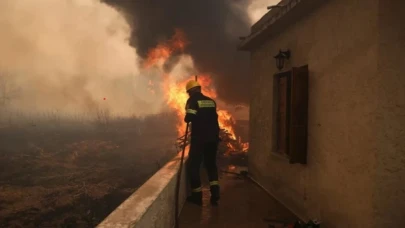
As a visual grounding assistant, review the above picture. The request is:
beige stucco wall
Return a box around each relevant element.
[374,1,405,226]
[248,0,404,227]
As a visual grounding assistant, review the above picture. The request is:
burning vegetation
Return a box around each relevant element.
[143,29,249,154]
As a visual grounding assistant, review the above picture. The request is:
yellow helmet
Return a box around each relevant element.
[185,80,201,92]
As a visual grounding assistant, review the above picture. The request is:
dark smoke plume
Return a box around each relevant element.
[104,0,252,105]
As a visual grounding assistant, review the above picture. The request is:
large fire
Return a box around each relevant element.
[143,29,248,152]
[165,74,237,138]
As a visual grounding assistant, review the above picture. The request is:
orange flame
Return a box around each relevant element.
[144,29,188,68]
[164,75,237,139]
[163,75,190,134]
[143,29,248,152]
[238,137,249,152]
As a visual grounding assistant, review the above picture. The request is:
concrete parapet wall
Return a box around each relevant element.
[97,151,188,228]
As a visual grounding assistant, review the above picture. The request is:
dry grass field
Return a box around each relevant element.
[0,110,178,227]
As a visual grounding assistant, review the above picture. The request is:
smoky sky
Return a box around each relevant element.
[104,0,252,105]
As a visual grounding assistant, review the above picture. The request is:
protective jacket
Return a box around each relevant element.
[184,92,220,142]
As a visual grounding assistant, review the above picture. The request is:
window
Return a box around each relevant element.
[272,65,309,164]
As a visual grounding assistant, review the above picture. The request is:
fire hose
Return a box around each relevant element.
[174,122,189,228]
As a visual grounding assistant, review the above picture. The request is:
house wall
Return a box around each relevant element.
[249,0,383,227]
[373,1,405,226]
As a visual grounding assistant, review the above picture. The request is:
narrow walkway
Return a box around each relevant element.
[179,164,298,228]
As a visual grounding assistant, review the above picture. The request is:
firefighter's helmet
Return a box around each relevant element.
[185,80,201,92]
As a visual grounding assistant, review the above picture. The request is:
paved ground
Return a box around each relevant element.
[179,162,298,228]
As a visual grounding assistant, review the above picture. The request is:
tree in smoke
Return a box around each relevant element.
[0,73,20,107]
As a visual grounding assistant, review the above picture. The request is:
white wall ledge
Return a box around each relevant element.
[97,150,189,228]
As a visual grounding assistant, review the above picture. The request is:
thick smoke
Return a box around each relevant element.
[104,0,253,105]
[0,0,163,117]
[0,0,271,121]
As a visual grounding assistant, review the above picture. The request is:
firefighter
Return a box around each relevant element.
[184,80,220,206]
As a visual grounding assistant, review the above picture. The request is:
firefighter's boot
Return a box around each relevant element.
[210,184,220,205]
[186,191,202,206]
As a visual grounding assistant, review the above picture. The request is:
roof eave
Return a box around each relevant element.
[238,0,324,52]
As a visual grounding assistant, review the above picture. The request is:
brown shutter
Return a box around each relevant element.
[289,65,309,164]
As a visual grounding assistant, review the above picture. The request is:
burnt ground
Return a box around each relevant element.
[0,112,178,228]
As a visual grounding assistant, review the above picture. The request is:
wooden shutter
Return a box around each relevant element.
[289,65,309,164]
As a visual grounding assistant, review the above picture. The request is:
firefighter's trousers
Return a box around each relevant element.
[187,140,219,197]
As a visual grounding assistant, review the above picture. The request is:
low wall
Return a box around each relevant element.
[97,150,189,228]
